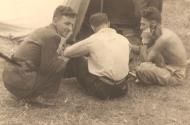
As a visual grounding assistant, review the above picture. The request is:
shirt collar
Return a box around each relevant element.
[48,23,61,36]
[97,28,117,34]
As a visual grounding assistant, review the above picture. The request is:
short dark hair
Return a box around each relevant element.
[141,7,161,23]
[53,5,76,20]
[89,13,109,27]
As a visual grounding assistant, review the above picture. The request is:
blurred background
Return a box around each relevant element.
[0,0,66,28]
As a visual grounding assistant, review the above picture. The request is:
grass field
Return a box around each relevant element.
[0,0,190,125]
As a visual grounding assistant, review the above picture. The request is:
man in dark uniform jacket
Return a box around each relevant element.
[2,6,76,103]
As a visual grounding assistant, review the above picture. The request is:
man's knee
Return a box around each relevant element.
[136,62,152,74]
[135,62,160,84]
[136,63,174,85]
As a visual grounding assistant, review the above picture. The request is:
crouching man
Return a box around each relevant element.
[63,13,130,99]
[2,6,76,103]
[136,7,188,85]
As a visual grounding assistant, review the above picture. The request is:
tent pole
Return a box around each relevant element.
[100,0,104,12]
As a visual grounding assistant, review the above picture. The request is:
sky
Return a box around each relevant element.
[0,0,67,28]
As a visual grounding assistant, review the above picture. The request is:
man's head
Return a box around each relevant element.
[89,13,110,32]
[53,5,76,38]
[140,7,161,31]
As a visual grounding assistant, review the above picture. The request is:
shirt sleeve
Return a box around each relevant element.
[63,38,90,58]
[40,35,67,74]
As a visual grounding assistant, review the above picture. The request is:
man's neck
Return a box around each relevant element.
[94,25,109,33]
[50,23,60,35]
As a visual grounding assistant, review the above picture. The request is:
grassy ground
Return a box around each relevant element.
[0,0,190,125]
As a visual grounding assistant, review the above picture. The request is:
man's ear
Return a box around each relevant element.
[149,21,158,34]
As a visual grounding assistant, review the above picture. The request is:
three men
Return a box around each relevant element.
[63,13,130,99]
[2,6,76,101]
[136,7,188,85]
[2,5,188,103]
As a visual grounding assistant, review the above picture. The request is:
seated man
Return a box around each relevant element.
[2,6,76,102]
[136,7,188,85]
[63,13,130,100]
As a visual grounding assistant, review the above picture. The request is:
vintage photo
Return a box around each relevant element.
[0,0,190,124]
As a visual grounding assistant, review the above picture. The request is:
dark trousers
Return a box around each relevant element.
[64,58,128,100]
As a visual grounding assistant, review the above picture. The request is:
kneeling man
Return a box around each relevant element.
[64,13,130,99]
[136,7,188,85]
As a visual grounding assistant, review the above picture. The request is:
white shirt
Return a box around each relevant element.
[64,28,130,81]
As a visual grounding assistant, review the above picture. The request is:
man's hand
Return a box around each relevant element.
[57,37,72,63]
[141,28,157,48]
[58,56,70,62]
[141,28,152,45]
[57,38,66,56]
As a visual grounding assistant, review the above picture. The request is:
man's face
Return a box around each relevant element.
[55,16,76,38]
[140,17,150,31]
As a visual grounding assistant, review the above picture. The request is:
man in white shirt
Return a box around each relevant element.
[63,13,130,99]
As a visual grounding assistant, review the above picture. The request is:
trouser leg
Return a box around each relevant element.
[69,57,95,92]
[2,62,38,99]
[33,71,63,98]
[66,57,128,99]
[92,79,128,100]
[136,62,186,86]
[29,39,67,98]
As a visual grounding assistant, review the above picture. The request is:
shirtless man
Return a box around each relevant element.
[136,7,188,85]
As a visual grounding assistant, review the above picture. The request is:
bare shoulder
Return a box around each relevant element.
[161,28,181,41]
[156,28,181,46]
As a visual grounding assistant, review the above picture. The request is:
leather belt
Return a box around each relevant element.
[98,76,126,86]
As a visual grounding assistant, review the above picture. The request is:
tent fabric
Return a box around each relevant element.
[0,0,163,40]
[132,0,163,18]
[66,0,163,41]
[66,0,91,41]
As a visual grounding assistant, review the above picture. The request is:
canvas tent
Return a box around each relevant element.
[0,0,162,41]
[65,0,163,42]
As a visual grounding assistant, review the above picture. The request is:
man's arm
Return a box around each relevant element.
[140,45,149,62]
[63,39,90,58]
[40,35,69,74]
[147,38,165,62]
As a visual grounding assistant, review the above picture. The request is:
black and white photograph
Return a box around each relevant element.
[0,0,190,124]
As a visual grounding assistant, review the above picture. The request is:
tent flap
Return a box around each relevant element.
[66,0,91,41]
